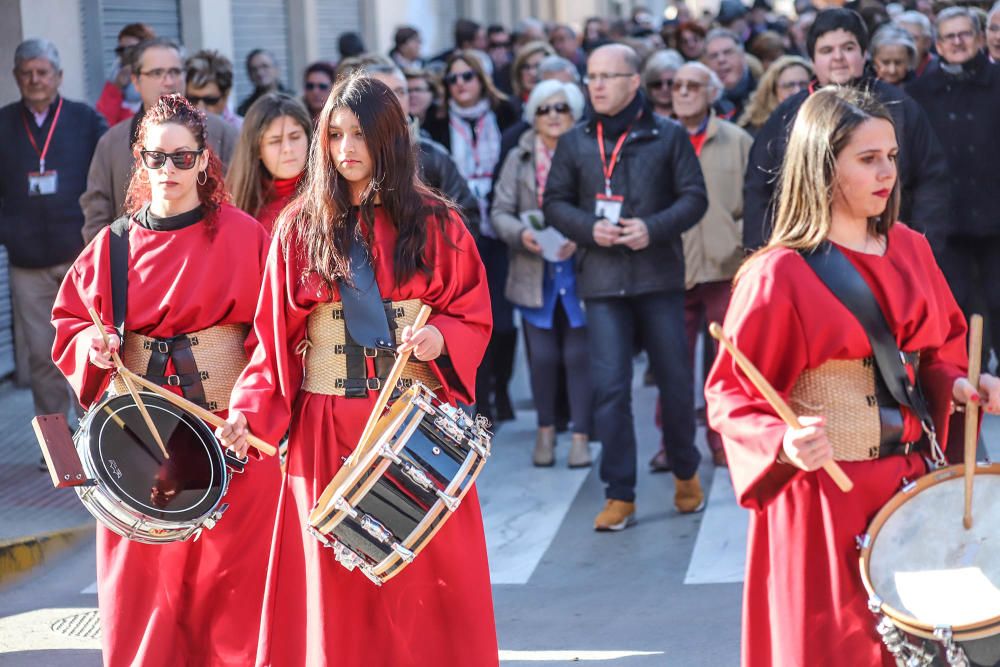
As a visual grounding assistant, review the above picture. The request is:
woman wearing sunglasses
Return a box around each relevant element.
[185,49,241,129]
[227,92,312,233]
[423,50,520,426]
[302,61,335,123]
[642,49,685,118]
[218,75,497,666]
[492,80,593,468]
[51,94,281,667]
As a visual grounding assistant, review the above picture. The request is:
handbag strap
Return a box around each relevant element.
[108,216,130,338]
[801,242,936,435]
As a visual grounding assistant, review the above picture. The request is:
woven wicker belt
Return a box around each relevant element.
[300,299,441,396]
[113,323,250,411]
[789,357,905,462]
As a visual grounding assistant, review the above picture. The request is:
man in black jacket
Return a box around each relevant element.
[742,8,949,249]
[544,44,708,530]
[907,7,1000,358]
[1,39,106,431]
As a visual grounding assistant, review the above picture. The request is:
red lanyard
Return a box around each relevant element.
[21,97,63,173]
[596,120,632,196]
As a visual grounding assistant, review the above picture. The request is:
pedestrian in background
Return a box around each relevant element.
[987,2,1000,63]
[227,93,311,233]
[738,55,813,135]
[642,49,685,118]
[510,40,556,106]
[1,38,106,451]
[302,61,335,123]
[95,23,155,127]
[544,44,708,530]
[869,24,917,86]
[703,29,758,121]
[237,48,287,116]
[185,49,241,128]
[390,25,424,71]
[492,80,592,468]
[896,10,938,76]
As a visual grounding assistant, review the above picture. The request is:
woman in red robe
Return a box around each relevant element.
[219,75,498,666]
[704,87,1000,666]
[226,92,311,234]
[51,94,281,667]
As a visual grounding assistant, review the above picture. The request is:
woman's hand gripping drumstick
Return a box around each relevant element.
[962,315,984,530]
[708,322,853,493]
[87,307,169,460]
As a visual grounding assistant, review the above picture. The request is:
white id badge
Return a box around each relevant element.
[28,171,58,197]
[594,194,624,225]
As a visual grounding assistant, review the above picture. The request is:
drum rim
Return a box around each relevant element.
[858,462,1000,638]
[82,392,227,523]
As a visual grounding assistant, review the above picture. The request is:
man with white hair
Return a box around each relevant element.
[703,29,757,120]
[1,38,106,449]
[650,61,751,471]
[896,10,938,76]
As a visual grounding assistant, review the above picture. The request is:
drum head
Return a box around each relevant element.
[866,466,1000,631]
[87,393,225,522]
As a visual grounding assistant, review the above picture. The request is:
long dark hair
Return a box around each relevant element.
[280,74,457,289]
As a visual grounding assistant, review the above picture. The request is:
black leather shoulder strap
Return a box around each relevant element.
[338,214,393,349]
[801,242,934,429]
[108,216,130,336]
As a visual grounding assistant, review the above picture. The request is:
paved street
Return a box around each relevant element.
[3,348,996,666]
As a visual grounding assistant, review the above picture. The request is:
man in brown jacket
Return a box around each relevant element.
[650,61,752,470]
[80,37,238,242]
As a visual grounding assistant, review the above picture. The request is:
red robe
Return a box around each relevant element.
[51,204,283,667]
[255,175,300,235]
[229,206,498,667]
[704,225,968,667]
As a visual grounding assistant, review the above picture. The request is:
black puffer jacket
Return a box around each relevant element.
[542,96,708,299]
[742,78,950,249]
[417,136,481,234]
[906,53,1000,238]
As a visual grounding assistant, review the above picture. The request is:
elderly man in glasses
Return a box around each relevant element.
[81,37,239,242]
[544,43,708,530]
[1,38,106,461]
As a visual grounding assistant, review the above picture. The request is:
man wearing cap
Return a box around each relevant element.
[1,39,106,443]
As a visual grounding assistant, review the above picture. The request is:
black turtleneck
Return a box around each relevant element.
[141,204,204,231]
[594,90,645,138]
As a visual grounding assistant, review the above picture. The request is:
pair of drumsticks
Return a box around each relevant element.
[712,316,985,529]
[86,307,276,458]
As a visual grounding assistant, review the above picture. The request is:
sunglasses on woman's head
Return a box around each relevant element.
[140,149,204,170]
[535,102,571,116]
[444,71,476,86]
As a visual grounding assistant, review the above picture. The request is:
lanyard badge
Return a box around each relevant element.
[594,121,629,224]
[22,98,63,197]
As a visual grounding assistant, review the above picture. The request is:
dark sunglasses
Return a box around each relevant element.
[187,94,222,106]
[535,102,571,117]
[140,149,204,170]
[646,78,674,90]
[305,81,331,91]
[444,71,477,86]
[489,40,512,49]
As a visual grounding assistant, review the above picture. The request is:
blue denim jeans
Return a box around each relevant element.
[585,291,699,501]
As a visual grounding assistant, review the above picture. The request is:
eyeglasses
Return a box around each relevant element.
[305,82,331,92]
[187,94,222,106]
[646,78,674,90]
[671,80,705,93]
[139,67,183,80]
[940,30,975,42]
[140,149,204,170]
[535,102,571,116]
[583,72,637,85]
[489,40,512,49]
[778,79,811,92]
[444,71,477,86]
[519,62,540,73]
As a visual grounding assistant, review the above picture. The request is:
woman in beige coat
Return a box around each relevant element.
[491,80,592,468]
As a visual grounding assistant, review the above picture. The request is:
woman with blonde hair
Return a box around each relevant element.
[706,86,1000,665]
[510,40,556,102]
[738,55,813,134]
[226,92,311,233]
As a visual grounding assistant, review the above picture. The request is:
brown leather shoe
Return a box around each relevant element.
[594,499,636,531]
[674,474,705,514]
[567,433,592,468]
[532,426,556,467]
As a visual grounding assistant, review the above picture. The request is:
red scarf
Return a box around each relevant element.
[257,173,303,234]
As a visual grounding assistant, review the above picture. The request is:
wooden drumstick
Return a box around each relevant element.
[963,314,983,530]
[87,307,169,460]
[709,322,854,493]
[121,368,277,457]
[354,304,432,457]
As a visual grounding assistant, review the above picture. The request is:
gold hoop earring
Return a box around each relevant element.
[197,170,207,186]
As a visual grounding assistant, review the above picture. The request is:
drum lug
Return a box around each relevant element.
[359,513,393,544]
[867,595,883,614]
[401,461,434,491]
[855,533,871,550]
[379,444,403,465]
[392,543,415,563]
[202,503,229,531]
[436,490,460,512]
[334,496,359,519]
[933,627,969,667]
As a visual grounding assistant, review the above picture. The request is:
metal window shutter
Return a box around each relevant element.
[0,249,15,379]
[315,0,363,64]
[101,0,182,76]
[232,0,292,105]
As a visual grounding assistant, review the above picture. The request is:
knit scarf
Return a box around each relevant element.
[448,98,502,237]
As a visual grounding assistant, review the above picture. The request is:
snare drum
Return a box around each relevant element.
[308,383,491,585]
[75,392,242,543]
[859,464,1000,666]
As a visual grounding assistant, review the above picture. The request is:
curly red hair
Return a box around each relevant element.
[124,94,229,232]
